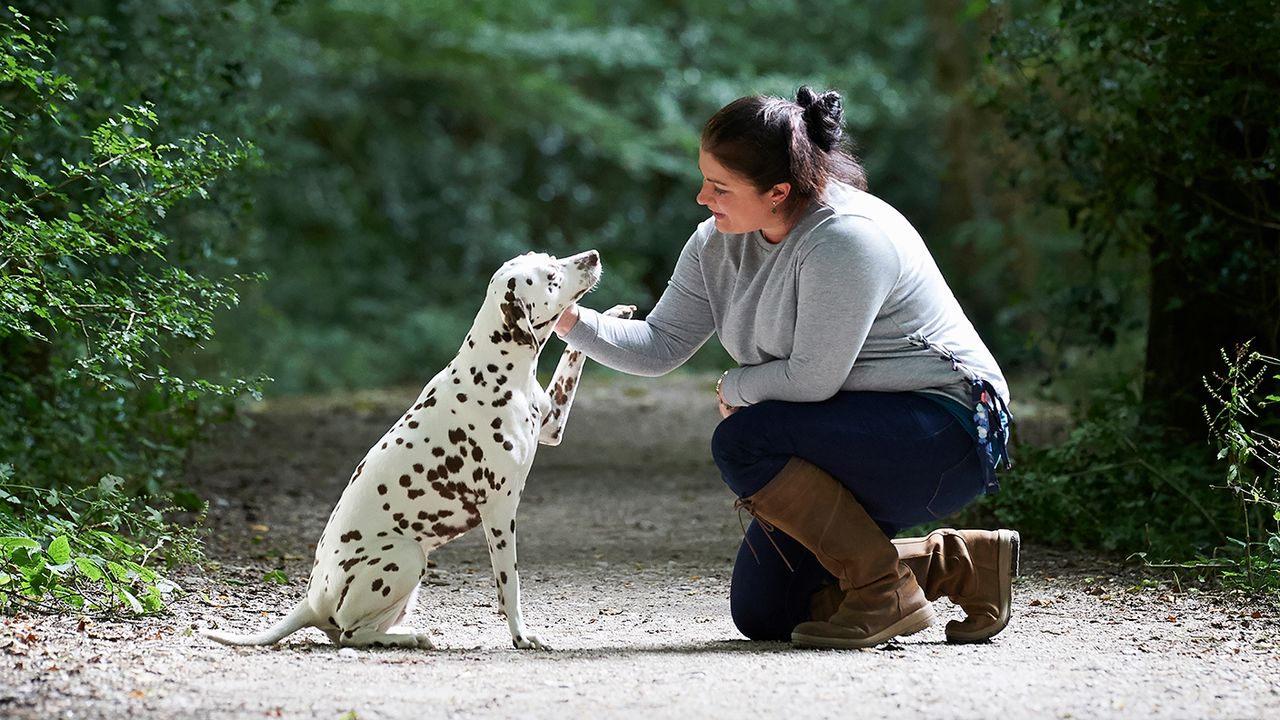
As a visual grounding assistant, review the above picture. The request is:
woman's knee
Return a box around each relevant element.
[730,590,792,641]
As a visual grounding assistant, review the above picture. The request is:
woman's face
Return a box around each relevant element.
[696,149,790,241]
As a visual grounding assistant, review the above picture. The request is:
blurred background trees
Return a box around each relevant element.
[2,0,1278,611]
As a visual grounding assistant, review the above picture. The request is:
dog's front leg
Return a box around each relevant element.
[479,493,546,650]
[538,304,635,446]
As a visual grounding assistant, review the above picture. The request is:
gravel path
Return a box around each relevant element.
[2,373,1277,719]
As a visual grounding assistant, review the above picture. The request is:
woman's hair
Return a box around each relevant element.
[701,86,867,218]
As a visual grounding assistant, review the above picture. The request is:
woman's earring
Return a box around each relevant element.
[771,202,778,215]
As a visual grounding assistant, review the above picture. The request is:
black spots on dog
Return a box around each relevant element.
[381,544,394,551]
[432,446,445,458]
[413,463,424,473]
[393,512,405,522]
[337,584,352,612]
[526,278,533,285]
[407,488,425,500]
[453,377,461,385]
[486,364,499,373]
[399,475,412,488]
[445,455,464,474]
[456,392,469,403]
[371,578,383,592]
[510,519,516,533]
[448,428,467,444]
[381,442,388,450]
[377,484,387,495]
[426,468,440,482]
[395,437,404,445]
[411,521,424,532]
[383,562,400,572]
[382,503,391,511]
[340,530,363,543]
[470,446,484,462]
[492,390,513,408]
[382,585,392,597]
[424,396,437,408]
[506,363,514,371]
[328,615,337,627]
[376,530,388,538]
[492,432,504,444]
[473,467,485,481]
[491,417,502,429]
[438,509,454,518]
[491,527,503,538]
[502,440,514,451]
[499,571,509,585]
[339,556,365,572]
[354,546,365,554]
[496,539,508,550]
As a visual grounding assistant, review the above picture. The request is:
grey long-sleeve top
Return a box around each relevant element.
[563,183,1010,410]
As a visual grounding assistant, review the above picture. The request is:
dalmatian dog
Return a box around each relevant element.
[203,250,634,650]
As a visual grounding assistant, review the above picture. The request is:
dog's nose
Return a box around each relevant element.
[584,252,598,267]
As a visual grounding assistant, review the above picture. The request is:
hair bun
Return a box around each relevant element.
[795,86,844,152]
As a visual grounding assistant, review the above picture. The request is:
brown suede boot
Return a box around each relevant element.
[892,528,1020,643]
[739,458,936,649]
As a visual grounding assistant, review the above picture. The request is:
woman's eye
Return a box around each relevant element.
[713,187,727,195]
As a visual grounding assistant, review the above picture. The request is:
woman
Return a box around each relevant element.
[554,87,1017,649]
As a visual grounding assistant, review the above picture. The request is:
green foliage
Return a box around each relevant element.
[0,6,266,614]
[987,386,1235,556]
[1199,344,1280,590]
[219,0,948,392]
[0,467,202,614]
[986,0,1280,423]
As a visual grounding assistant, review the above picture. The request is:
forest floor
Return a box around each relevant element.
[1,372,1278,719]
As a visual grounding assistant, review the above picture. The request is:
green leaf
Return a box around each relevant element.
[262,569,288,585]
[75,557,104,582]
[47,535,71,565]
[117,586,144,614]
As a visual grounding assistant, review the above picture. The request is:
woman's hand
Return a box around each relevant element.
[554,304,580,337]
[716,370,739,418]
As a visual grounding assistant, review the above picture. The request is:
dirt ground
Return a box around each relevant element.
[2,372,1278,719]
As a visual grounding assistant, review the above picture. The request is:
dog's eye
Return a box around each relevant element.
[526,278,533,286]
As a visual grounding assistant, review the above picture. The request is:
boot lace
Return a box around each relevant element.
[733,497,795,573]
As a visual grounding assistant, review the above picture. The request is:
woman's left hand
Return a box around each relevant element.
[718,395,738,418]
[716,370,738,418]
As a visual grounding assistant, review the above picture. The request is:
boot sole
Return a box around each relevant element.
[946,529,1020,644]
[791,604,937,650]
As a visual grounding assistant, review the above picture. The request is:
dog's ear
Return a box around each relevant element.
[500,298,539,349]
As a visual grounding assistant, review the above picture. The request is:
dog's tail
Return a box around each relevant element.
[202,599,315,646]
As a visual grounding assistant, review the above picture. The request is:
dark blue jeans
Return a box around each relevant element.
[711,391,987,641]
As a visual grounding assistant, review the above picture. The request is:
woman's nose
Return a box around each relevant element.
[695,185,710,206]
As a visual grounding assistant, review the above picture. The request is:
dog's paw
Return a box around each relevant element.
[413,633,436,650]
[512,633,551,651]
[602,304,636,320]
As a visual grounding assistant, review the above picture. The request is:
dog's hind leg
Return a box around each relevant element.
[479,493,546,650]
[539,304,634,446]
[330,537,434,649]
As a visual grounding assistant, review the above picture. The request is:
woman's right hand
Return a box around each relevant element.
[554,304,580,337]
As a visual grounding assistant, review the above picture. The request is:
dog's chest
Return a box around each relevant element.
[325,361,541,542]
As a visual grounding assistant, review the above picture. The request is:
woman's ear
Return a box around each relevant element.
[770,182,791,206]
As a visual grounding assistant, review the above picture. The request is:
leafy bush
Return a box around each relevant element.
[0,469,201,614]
[1200,345,1280,590]
[0,8,262,614]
